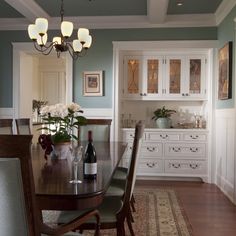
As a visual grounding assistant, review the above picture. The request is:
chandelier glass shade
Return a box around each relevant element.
[27,0,92,60]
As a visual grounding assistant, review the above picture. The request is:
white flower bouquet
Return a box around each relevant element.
[40,102,87,144]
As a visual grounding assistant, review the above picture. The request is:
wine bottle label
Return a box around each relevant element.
[84,163,97,175]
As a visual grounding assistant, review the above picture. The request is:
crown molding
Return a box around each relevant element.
[215,0,236,25]
[0,13,217,31]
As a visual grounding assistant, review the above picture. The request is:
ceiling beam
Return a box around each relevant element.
[215,0,236,25]
[147,0,169,24]
[4,0,50,22]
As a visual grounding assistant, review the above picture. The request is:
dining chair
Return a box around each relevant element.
[0,118,13,134]
[0,135,100,236]
[78,119,112,142]
[58,121,145,236]
[15,118,31,134]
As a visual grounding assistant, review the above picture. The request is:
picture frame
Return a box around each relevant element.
[83,71,103,96]
[218,41,232,100]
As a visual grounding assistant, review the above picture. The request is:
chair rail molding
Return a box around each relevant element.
[0,108,14,118]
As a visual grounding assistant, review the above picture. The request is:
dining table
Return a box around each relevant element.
[31,141,127,211]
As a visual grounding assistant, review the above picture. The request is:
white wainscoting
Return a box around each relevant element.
[215,108,235,203]
[82,108,112,119]
[0,108,14,118]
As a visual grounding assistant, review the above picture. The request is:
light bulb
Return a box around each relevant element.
[53,37,62,45]
[73,40,82,52]
[61,21,73,38]
[35,18,48,36]
[28,24,38,40]
[78,28,89,44]
[83,35,92,49]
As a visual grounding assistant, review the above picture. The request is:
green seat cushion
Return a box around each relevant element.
[105,178,126,197]
[113,167,128,180]
[58,196,123,225]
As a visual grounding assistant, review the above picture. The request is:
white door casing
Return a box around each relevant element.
[12,42,73,119]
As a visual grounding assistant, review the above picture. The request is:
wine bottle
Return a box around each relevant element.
[83,130,97,179]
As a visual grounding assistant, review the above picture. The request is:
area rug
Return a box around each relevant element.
[43,187,193,236]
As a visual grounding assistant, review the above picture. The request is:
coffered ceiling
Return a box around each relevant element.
[0,0,235,30]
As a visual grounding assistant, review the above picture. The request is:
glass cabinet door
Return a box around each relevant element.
[124,56,142,97]
[169,59,181,94]
[165,56,184,97]
[147,59,160,94]
[186,56,206,98]
[189,59,201,94]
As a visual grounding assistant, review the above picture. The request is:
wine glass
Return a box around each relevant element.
[69,145,83,184]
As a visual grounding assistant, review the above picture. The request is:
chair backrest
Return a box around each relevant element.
[0,135,39,236]
[123,121,144,206]
[15,118,31,135]
[78,119,112,142]
[0,119,13,134]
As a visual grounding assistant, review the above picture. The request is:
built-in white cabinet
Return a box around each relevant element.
[122,128,208,182]
[123,53,207,100]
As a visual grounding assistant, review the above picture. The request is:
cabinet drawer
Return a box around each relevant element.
[183,133,207,141]
[164,143,206,157]
[138,159,163,174]
[164,160,207,174]
[141,143,162,157]
[146,132,181,141]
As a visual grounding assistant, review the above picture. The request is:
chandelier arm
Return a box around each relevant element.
[79,48,88,57]
[33,41,56,54]
[40,45,56,56]
[66,43,78,60]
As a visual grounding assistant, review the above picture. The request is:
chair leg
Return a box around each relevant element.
[126,216,135,236]
[128,205,134,223]
[117,221,125,236]
[131,194,135,203]
[130,198,136,212]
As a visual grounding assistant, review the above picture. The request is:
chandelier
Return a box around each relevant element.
[27,0,92,60]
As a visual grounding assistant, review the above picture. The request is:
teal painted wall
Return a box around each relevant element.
[216,5,236,109]
[0,27,217,108]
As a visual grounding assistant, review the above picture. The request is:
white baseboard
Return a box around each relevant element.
[217,174,234,203]
[0,108,14,118]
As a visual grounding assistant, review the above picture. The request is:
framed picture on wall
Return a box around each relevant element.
[83,71,103,96]
[218,41,232,100]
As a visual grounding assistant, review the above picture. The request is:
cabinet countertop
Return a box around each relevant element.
[122,128,209,132]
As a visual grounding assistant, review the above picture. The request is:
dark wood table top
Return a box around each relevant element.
[32,141,127,210]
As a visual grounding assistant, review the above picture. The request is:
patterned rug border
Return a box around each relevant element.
[134,186,194,236]
[43,187,194,236]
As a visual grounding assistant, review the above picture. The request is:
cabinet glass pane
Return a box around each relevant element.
[127,59,139,94]
[189,59,201,94]
[147,59,159,94]
[169,59,181,94]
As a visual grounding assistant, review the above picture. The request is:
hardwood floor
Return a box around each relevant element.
[136,180,236,236]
